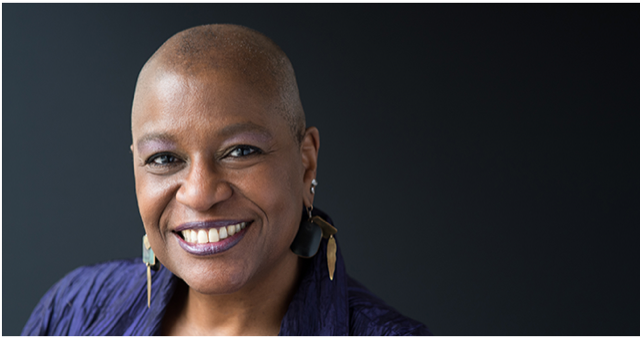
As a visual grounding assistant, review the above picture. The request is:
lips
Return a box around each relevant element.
[174,221,250,256]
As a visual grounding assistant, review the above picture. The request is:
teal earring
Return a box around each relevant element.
[142,235,160,308]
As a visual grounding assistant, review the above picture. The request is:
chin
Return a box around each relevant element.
[188,275,250,295]
[174,260,256,295]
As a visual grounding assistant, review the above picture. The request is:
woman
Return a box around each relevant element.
[22,24,430,336]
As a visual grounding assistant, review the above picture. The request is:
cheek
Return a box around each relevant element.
[134,168,180,233]
[233,155,303,236]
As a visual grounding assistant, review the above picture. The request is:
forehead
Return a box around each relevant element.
[132,69,285,140]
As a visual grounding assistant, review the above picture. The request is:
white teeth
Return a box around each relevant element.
[209,228,219,242]
[197,230,208,244]
[182,223,247,244]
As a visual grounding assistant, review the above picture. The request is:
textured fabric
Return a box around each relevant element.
[22,212,430,336]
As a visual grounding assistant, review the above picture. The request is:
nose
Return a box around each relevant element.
[176,157,233,211]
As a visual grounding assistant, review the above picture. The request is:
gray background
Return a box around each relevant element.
[3,4,639,335]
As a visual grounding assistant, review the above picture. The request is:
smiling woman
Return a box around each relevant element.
[21,24,430,336]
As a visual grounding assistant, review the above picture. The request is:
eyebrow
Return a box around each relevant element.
[136,133,176,153]
[135,122,273,151]
[217,122,273,140]
[137,132,175,145]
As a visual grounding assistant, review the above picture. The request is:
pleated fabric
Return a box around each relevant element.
[22,211,430,336]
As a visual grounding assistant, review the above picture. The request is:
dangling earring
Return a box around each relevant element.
[290,179,339,280]
[290,205,323,258]
[142,234,160,308]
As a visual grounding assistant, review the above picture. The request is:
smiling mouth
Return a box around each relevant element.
[174,221,250,256]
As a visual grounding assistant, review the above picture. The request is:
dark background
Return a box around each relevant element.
[3,4,639,335]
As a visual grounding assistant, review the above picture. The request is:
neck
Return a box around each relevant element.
[162,252,302,336]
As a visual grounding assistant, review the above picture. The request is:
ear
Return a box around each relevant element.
[301,127,320,207]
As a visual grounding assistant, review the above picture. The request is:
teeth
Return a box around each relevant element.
[197,230,208,244]
[182,223,248,243]
[209,228,219,242]
[219,226,228,239]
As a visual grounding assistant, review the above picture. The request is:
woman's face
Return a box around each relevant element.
[131,70,317,294]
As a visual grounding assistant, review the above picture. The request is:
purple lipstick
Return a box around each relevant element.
[174,220,250,256]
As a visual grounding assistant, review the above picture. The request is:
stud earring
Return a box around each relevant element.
[311,179,318,194]
[142,234,160,308]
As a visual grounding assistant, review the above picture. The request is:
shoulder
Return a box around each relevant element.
[347,276,431,336]
[22,258,146,336]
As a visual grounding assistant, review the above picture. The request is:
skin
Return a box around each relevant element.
[131,25,320,335]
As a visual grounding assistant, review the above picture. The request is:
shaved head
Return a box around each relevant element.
[133,24,305,142]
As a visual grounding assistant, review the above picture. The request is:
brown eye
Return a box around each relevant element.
[228,145,261,158]
[147,153,180,166]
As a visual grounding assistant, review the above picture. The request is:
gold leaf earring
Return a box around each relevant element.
[311,214,338,280]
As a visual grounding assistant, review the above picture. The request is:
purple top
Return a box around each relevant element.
[22,212,430,335]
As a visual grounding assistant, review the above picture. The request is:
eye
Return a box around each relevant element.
[227,145,262,158]
[147,153,181,166]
